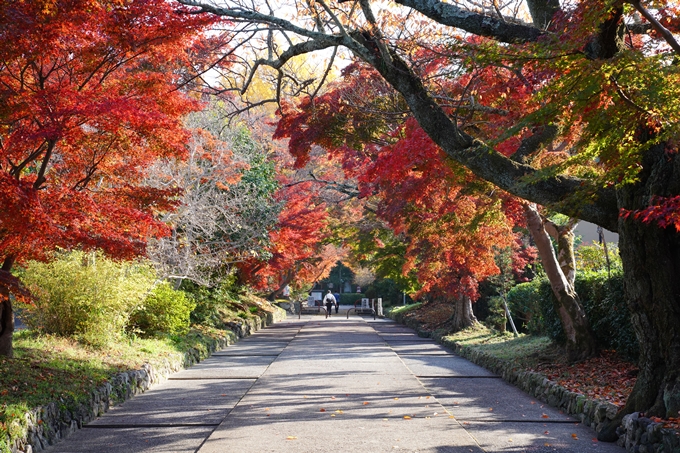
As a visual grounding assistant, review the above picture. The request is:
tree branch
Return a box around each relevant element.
[371,50,619,231]
[630,0,680,55]
[391,0,545,43]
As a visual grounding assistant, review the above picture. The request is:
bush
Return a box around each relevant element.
[575,270,638,360]
[18,251,156,347]
[484,296,507,332]
[339,293,363,305]
[128,282,195,337]
[509,270,638,360]
[507,278,555,335]
[576,243,622,273]
[181,277,238,327]
[364,279,408,306]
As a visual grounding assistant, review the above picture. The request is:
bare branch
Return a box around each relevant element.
[630,0,680,55]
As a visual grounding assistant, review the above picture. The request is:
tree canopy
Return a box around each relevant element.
[178,0,680,426]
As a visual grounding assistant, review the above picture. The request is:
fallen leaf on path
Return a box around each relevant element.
[541,413,549,418]
[571,433,579,439]
[363,402,370,405]
[319,408,326,412]
[286,436,297,440]
[403,415,412,420]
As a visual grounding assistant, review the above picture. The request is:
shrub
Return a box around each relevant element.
[576,243,622,273]
[181,277,238,327]
[18,251,156,347]
[507,278,555,335]
[364,279,408,306]
[574,270,638,360]
[484,296,507,332]
[128,282,195,337]
[339,293,363,306]
[509,270,638,360]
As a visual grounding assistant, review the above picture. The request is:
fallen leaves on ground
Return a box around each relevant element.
[649,416,680,431]
[532,350,638,408]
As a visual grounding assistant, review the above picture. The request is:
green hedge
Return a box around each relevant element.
[339,293,364,305]
[507,270,638,360]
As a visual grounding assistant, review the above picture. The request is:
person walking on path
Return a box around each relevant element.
[324,290,336,318]
[334,292,340,314]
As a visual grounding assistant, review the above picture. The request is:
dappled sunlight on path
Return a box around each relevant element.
[48,315,626,453]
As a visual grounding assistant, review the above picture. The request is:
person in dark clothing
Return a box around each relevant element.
[334,293,340,313]
[324,290,336,318]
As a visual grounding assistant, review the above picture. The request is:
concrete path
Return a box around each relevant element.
[49,313,626,453]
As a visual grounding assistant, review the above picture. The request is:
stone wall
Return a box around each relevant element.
[8,308,286,453]
[618,413,680,453]
[388,309,680,453]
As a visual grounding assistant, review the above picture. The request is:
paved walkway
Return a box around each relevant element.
[49,314,626,453]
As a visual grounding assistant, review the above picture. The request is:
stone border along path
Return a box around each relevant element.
[46,312,627,453]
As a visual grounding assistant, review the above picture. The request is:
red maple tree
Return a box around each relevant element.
[274,64,535,328]
[0,0,219,355]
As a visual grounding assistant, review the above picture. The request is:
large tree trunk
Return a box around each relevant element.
[0,256,16,358]
[599,143,680,440]
[617,143,680,418]
[524,203,598,362]
[450,295,478,331]
[267,269,295,301]
[0,295,14,358]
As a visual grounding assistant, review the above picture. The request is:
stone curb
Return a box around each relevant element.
[7,307,286,453]
[388,309,680,453]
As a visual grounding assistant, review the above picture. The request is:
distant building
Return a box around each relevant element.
[574,221,618,245]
